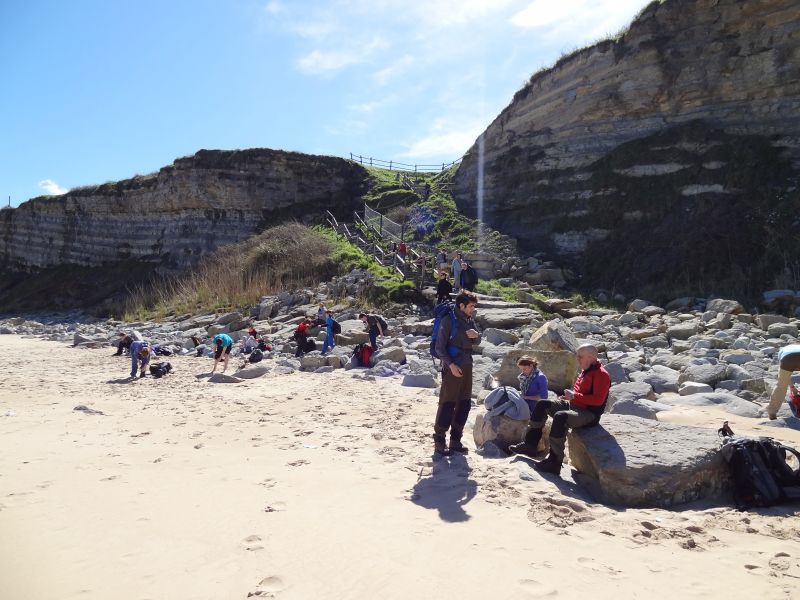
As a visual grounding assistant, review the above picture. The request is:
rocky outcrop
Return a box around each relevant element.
[1,149,369,272]
[453,0,800,299]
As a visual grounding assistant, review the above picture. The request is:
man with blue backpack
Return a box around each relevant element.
[431,290,482,456]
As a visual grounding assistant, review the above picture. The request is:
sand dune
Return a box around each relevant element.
[1,336,799,599]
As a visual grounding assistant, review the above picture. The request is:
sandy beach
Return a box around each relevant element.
[1,335,799,600]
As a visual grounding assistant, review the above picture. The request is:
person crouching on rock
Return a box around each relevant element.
[129,340,151,379]
[432,290,482,456]
[511,344,610,476]
[211,333,234,373]
[508,355,549,455]
[114,333,133,356]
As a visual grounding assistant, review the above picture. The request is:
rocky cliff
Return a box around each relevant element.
[453,0,800,300]
[0,149,369,272]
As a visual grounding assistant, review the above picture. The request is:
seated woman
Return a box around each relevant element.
[516,355,549,415]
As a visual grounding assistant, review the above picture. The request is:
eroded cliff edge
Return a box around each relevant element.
[0,149,369,272]
[453,0,800,299]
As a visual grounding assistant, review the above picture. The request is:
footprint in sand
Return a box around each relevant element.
[768,552,792,573]
[242,534,264,551]
[247,575,285,597]
[286,459,309,467]
[518,579,558,597]
[577,556,624,578]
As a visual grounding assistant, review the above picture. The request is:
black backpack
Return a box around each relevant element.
[332,319,342,335]
[721,437,800,510]
[149,362,173,378]
[374,315,389,333]
[248,348,264,363]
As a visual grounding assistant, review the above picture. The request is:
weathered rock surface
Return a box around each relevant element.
[473,414,549,454]
[233,364,271,379]
[494,349,577,393]
[568,415,732,507]
[658,391,762,418]
[529,320,579,353]
[453,0,800,296]
[474,307,538,329]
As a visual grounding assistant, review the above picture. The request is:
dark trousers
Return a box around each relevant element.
[369,329,378,351]
[433,365,473,444]
[527,398,597,460]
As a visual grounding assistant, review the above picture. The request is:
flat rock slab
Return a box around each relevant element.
[233,364,271,379]
[568,414,731,508]
[208,373,243,384]
[658,391,762,418]
[474,307,538,329]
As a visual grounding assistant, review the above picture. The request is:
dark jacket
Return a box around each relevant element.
[460,266,478,289]
[435,307,481,369]
[436,278,453,299]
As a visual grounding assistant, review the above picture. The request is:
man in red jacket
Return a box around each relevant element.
[510,344,611,475]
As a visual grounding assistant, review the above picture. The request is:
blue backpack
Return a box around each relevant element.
[430,303,460,360]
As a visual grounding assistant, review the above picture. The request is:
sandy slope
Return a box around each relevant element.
[0,336,799,600]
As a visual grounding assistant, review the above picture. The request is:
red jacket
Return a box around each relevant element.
[571,361,611,411]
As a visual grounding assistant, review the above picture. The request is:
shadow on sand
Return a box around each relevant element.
[411,453,478,522]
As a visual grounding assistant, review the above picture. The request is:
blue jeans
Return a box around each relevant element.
[322,332,335,353]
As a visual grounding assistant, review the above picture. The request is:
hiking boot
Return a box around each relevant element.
[534,453,562,475]
[509,442,538,458]
[433,438,450,457]
[449,440,469,454]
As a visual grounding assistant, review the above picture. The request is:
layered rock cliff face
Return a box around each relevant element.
[0,149,369,272]
[454,0,800,299]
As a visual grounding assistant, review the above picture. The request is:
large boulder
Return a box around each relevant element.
[474,307,539,329]
[483,328,520,346]
[608,398,672,419]
[401,319,434,336]
[666,322,699,340]
[568,415,732,508]
[628,365,680,393]
[401,373,437,388]
[528,320,579,353]
[706,298,744,314]
[473,413,549,454]
[233,363,271,379]
[767,322,798,337]
[678,362,729,386]
[756,314,789,331]
[606,382,655,411]
[373,346,406,365]
[494,349,577,393]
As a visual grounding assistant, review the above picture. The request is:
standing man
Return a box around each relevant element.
[510,344,610,476]
[129,340,151,379]
[433,291,482,456]
[322,310,336,354]
[451,252,463,292]
[436,248,448,273]
[767,344,800,419]
[211,333,234,373]
[460,261,478,292]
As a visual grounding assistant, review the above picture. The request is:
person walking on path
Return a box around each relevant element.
[510,344,610,475]
[436,271,453,305]
[451,252,463,291]
[322,311,336,354]
[767,344,800,419]
[128,340,151,379]
[211,333,234,373]
[433,290,482,456]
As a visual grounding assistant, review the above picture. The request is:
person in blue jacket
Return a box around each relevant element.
[509,355,549,455]
[129,340,151,379]
[322,311,336,354]
[211,333,234,373]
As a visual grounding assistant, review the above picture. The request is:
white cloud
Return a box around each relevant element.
[38,179,68,195]
[510,0,650,43]
[296,36,388,76]
[401,121,485,159]
[373,55,414,85]
[264,0,283,15]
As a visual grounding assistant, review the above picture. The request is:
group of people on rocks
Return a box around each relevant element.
[434,250,478,304]
[430,289,613,476]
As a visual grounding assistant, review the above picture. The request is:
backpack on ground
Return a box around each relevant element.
[149,361,173,378]
[721,436,800,510]
[332,319,342,335]
[248,348,264,363]
[305,338,317,352]
[430,302,460,360]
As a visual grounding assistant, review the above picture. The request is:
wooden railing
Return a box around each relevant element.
[349,153,461,173]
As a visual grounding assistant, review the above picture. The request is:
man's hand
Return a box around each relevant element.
[466,328,479,340]
[449,363,463,378]
[564,389,574,400]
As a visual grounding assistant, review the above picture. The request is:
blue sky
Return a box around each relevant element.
[0,0,652,207]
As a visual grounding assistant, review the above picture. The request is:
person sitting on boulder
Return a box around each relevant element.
[516,355,549,414]
[128,340,151,379]
[767,344,800,419]
[114,332,134,356]
[211,333,234,373]
[510,344,610,475]
[436,271,453,305]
